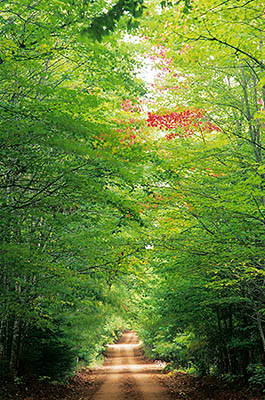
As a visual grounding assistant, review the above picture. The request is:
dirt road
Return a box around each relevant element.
[92,331,170,400]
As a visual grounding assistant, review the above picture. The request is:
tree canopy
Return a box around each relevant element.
[0,0,264,389]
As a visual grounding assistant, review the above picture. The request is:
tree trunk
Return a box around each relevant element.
[9,318,22,377]
[256,312,265,365]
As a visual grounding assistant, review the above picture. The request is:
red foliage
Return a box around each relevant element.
[147,44,173,67]
[147,108,221,139]
[121,99,142,113]
[121,99,133,111]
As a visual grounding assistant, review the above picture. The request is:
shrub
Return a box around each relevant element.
[247,364,265,391]
[20,326,77,381]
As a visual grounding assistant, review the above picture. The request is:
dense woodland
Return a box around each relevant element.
[0,0,265,392]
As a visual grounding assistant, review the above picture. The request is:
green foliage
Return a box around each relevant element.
[18,313,123,381]
[86,0,146,40]
[125,0,265,383]
[0,0,148,379]
[247,364,265,391]
[20,326,77,382]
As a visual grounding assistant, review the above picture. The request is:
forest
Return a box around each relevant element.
[0,0,265,397]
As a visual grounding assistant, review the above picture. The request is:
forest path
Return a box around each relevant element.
[92,331,170,400]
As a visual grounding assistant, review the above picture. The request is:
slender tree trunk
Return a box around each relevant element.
[9,282,23,377]
[0,319,5,368]
[240,65,262,164]
[9,317,25,377]
[256,312,265,363]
